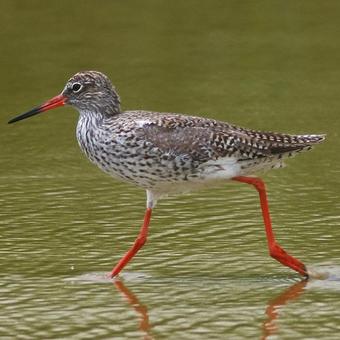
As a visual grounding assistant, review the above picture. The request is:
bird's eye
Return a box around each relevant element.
[72,83,82,93]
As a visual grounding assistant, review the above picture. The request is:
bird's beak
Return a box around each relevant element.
[8,94,66,124]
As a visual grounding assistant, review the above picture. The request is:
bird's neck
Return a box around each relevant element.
[77,89,121,119]
[78,109,104,125]
[77,103,121,123]
[102,93,121,116]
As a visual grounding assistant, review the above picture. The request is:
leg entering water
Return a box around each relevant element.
[232,176,308,277]
[110,208,152,278]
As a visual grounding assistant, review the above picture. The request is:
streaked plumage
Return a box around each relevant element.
[8,70,326,278]
[69,71,324,206]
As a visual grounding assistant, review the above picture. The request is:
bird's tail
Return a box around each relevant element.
[270,134,326,155]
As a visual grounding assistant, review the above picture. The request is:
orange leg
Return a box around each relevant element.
[233,176,308,277]
[110,208,152,278]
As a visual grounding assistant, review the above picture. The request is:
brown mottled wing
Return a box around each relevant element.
[137,114,325,163]
[213,128,326,158]
[139,125,227,163]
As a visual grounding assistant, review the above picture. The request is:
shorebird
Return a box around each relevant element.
[9,71,325,278]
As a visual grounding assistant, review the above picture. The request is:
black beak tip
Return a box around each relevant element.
[8,117,17,124]
[7,107,42,125]
[7,94,65,125]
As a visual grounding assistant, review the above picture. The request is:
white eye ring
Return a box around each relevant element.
[72,83,82,93]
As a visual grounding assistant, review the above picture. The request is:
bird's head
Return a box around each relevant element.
[8,71,121,124]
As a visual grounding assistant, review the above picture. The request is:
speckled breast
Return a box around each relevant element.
[75,114,200,190]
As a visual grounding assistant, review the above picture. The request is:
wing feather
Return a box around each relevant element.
[133,113,325,163]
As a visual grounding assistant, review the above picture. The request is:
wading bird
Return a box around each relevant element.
[9,71,325,278]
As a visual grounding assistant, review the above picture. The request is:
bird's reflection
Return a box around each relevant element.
[113,276,308,340]
[261,279,307,340]
[114,280,153,340]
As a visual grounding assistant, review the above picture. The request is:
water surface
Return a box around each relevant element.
[1,1,340,338]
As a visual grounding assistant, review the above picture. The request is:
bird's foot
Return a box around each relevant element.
[269,243,308,277]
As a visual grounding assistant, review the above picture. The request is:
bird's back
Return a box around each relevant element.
[76,110,325,193]
[132,111,325,160]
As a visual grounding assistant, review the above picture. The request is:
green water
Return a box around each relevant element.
[1,1,340,338]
